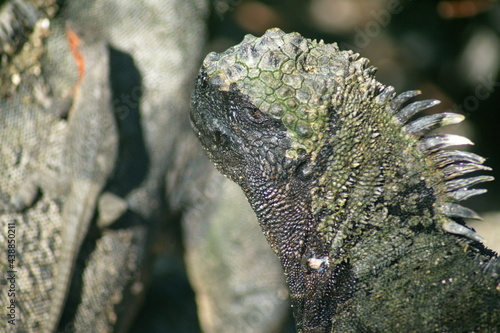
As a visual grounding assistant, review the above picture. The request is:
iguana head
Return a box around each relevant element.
[191,28,492,246]
[190,68,293,187]
[190,28,378,187]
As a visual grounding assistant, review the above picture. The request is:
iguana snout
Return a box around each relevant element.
[191,71,292,187]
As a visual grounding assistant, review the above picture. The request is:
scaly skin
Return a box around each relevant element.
[191,28,500,332]
[45,24,118,333]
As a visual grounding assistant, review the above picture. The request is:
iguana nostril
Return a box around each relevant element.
[212,130,229,146]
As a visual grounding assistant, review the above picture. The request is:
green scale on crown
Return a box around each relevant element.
[202,28,381,160]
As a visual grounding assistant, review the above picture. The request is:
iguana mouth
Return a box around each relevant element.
[190,104,233,153]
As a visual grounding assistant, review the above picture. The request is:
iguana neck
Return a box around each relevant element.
[241,173,354,332]
[245,83,440,263]
[312,90,440,261]
[243,173,318,260]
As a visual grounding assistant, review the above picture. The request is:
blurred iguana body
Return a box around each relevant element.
[191,28,500,332]
[0,0,210,331]
[1,1,292,332]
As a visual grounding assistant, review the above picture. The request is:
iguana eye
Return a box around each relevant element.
[244,106,267,123]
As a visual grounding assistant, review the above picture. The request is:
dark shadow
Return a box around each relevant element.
[106,45,149,198]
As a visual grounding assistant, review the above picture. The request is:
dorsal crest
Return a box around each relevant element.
[382,87,493,242]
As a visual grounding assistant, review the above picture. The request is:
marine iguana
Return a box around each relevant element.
[2,1,287,332]
[190,28,500,332]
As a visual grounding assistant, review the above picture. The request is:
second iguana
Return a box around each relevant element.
[190,28,500,332]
